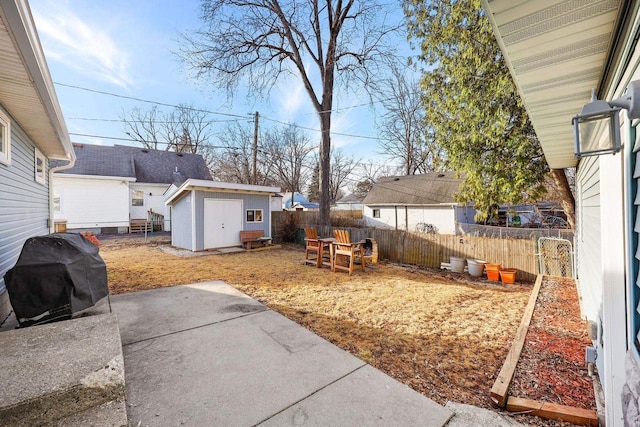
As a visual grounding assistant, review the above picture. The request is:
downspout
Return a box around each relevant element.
[48,153,76,233]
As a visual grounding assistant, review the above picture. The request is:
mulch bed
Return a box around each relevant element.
[509,276,596,410]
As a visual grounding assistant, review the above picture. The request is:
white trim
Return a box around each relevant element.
[131,189,144,207]
[166,179,280,205]
[600,140,628,427]
[34,147,46,185]
[0,109,10,166]
[191,189,197,252]
[53,173,136,182]
[246,209,264,223]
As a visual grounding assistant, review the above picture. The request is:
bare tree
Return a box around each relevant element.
[209,122,277,186]
[121,104,213,154]
[263,125,314,194]
[310,148,359,204]
[178,0,400,225]
[350,161,394,196]
[377,65,444,174]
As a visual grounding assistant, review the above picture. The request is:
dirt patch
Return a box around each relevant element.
[509,276,595,410]
[99,240,581,425]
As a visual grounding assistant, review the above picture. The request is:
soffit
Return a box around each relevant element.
[482,0,622,169]
[0,1,72,160]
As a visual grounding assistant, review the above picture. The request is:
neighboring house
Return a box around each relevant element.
[282,192,312,210]
[270,193,283,213]
[290,201,320,211]
[362,173,476,234]
[333,193,364,211]
[53,143,212,233]
[482,1,640,425]
[0,0,75,320]
[165,179,280,251]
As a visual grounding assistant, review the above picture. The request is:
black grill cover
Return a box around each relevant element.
[4,233,108,327]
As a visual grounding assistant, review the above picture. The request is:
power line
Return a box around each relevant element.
[55,82,385,142]
[54,82,249,120]
[68,132,238,150]
[67,117,243,124]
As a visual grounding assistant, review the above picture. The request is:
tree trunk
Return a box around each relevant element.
[549,169,576,230]
[319,109,331,226]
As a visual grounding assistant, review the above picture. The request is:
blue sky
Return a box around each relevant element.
[30,0,417,165]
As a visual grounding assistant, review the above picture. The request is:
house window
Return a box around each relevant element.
[246,209,263,223]
[131,190,144,206]
[35,148,46,184]
[0,110,10,166]
[373,209,380,218]
[53,186,61,212]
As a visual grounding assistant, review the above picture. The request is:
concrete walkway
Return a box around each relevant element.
[110,281,454,426]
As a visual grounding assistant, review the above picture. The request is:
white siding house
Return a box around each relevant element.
[482,1,640,425]
[0,0,75,321]
[362,173,475,234]
[53,143,212,234]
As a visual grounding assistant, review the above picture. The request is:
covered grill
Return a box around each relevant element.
[4,233,108,327]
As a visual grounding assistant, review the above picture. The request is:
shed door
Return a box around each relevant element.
[204,199,242,249]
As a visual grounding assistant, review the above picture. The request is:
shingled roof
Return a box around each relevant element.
[54,143,212,185]
[362,173,464,206]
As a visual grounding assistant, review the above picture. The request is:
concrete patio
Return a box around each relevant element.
[1,281,525,426]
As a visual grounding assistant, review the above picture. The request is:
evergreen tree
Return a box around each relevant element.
[404,0,549,221]
[307,165,320,203]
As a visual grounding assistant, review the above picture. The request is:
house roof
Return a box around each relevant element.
[54,143,212,184]
[335,193,365,204]
[0,0,73,160]
[362,173,463,206]
[165,179,280,205]
[480,0,627,169]
[53,144,135,178]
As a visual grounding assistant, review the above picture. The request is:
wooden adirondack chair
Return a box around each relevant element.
[332,229,365,275]
[304,227,320,266]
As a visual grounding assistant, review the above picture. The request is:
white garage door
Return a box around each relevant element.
[204,199,242,249]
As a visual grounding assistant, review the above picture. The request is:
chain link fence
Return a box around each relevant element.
[458,223,573,240]
[536,237,575,278]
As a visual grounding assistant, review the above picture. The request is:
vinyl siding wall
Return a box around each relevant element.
[576,155,603,324]
[192,191,271,251]
[170,193,193,250]
[364,205,461,234]
[53,176,129,230]
[129,183,172,231]
[0,108,50,319]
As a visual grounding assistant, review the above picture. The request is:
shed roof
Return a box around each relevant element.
[165,179,280,205]
[54,143,212,185]
[362,173,463,206]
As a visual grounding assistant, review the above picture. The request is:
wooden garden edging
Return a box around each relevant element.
[490,274,598,426]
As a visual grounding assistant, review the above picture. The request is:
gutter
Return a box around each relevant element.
[48,154,76,233]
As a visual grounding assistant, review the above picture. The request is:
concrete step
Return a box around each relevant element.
[0,314,126,426]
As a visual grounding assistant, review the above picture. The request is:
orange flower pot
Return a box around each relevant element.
[486,269,501,281]
[485,263,501,271]
[500,269,517,284]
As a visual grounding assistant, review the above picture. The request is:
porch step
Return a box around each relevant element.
[0,314,126,426]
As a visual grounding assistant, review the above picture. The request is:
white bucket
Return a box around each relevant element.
[467,259,486,277]
[450,256,465,273]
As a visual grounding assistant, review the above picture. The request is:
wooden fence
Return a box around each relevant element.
[272,211,540,281]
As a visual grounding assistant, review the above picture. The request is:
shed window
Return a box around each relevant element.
[0,110,10,166]
[131,190,144,206]
[246,209,263,223]
[35,148,46,184]
[373,209,380,218]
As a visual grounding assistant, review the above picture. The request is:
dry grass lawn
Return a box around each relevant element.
[101,237,534,412]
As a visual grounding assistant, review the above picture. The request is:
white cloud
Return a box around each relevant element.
[31,1,133,88]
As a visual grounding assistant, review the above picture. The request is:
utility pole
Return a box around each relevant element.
[253,111,259,185]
